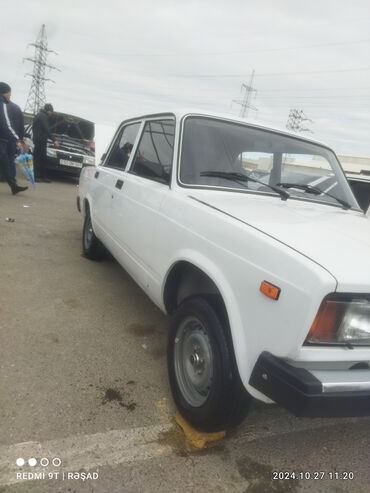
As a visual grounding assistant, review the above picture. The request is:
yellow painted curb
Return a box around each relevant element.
[175,412,226,449]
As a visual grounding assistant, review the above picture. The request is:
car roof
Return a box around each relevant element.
[120,108,332,150]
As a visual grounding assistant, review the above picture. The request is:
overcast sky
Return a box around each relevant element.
[2,0,370,156]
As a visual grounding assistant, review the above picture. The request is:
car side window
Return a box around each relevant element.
[130,120,175,184]
[104,122,141,170]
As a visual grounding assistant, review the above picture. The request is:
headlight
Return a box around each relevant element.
[83,156,95,165]
[337,301,370,344]
[47,148,57,157]
[305,296,370,346]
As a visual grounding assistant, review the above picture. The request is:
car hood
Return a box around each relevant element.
[191,191,370,292]
[49,113,94,140]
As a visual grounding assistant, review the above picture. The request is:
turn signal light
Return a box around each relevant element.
[306,300,339,343]
[260,281,281,300]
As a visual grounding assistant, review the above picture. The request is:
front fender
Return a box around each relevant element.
[162,242,336,402]
[162,249,258,396]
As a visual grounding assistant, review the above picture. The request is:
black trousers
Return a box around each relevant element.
[0,139,17,191]
[7,140,17,180]
[33,140,48,179]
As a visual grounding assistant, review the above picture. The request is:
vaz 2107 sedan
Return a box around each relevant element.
[77,110,370,432]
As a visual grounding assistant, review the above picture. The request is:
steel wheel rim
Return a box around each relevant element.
[84,215,93,249]
[174,316,213,407]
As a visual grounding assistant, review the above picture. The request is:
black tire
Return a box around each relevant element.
[82,209,105,260]
[167,296,251,432]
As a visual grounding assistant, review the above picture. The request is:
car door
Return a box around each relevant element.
[110,117,176,297]
[91,120,142,245]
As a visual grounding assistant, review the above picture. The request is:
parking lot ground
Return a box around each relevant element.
[0,178,370,493]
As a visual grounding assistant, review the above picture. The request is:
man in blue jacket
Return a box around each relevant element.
[0,82,28,195]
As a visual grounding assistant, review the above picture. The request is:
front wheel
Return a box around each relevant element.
[82,209,105,260]
[167,296,251,432]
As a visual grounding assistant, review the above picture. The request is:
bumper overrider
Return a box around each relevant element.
[249,352,370,417]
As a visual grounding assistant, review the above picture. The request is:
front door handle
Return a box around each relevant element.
[115,179,124,190]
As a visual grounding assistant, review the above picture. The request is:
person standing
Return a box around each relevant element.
[32,103,57,183]
[0,82,28,195]
[7,95,26,180]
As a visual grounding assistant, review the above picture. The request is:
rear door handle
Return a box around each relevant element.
[115,179,124,190]
[94,171,99,179]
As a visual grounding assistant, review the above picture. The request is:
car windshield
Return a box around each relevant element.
[179,116,360,210]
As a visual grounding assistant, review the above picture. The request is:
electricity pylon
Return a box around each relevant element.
[232,70,258,118]
[24,24,60,115]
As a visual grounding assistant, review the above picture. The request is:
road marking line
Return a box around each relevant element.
[1,414,368,486]
[0,423,173,486]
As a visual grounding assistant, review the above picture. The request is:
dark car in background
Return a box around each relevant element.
[25,112,95,176]
[346,170,370,212]
[338,155,370,212]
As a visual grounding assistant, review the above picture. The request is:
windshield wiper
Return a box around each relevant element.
[276,182,352,210]
[200,171,290,201]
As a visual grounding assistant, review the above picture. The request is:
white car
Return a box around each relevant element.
[77,110,370,432]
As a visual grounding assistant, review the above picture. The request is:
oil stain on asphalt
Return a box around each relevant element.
[101,387,137,411]
[126,322,167,359]
[237,457,298,493]
[126,323,158,337]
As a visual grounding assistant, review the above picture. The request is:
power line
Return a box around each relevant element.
[258,95,370,100]
[257,103,370,107]
[255,86,370,93]
[94,37,370,58]
[174,67,370,78]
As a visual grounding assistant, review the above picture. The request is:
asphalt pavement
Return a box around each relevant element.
[0,175,369,493]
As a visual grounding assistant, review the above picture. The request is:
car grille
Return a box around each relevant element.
[58,152,83,163]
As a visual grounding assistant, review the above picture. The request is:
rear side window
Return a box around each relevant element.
[130,120,175,184]
[104,122,141,170]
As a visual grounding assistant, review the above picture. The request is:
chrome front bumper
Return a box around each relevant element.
[249,352,370,417]
[310,369,370,393]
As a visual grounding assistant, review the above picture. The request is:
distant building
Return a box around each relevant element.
[338,155,370,175]
[241,152,370,177]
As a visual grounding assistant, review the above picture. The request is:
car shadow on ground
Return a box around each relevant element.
[48,171,79,184]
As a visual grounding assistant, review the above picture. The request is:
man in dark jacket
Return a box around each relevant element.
[0,82,28,195]
[32,103,57,183]
[7,97,25,180]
